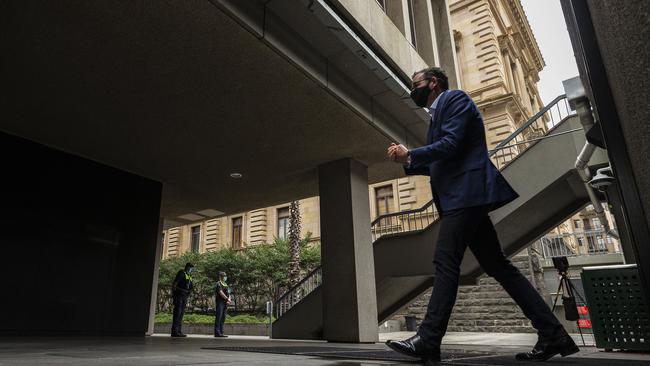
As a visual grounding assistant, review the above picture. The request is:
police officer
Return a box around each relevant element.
[214,271,231,338]
[171,262,194,337]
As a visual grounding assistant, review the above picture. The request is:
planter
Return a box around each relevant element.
[155,323,269,336]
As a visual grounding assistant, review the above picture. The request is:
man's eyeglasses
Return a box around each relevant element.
[411,77,432,91]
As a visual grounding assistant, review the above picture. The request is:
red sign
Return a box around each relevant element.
[577,306,589,315]
[578,319,592,329]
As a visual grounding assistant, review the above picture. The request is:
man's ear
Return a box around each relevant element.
[429,76,438,90]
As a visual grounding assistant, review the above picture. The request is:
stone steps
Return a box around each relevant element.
[391,253,540,333]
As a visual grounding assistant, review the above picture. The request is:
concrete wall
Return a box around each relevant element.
[585,1,650,254]
[0,133,162,335]
[331,0,429,79]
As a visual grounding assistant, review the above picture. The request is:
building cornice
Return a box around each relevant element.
[504,0,544,71]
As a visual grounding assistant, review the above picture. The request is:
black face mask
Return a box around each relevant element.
[410,85,431,108]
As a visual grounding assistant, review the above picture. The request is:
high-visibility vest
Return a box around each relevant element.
[184,271,192,283]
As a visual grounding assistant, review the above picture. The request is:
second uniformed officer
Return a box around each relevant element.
[214,271,232,338]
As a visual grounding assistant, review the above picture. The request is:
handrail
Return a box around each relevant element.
[488,128,583,153]
[275,94,576,319]
[370,199,434,227]
[490,94,569,154]
[275,266,322,306]
[489,95,574,170]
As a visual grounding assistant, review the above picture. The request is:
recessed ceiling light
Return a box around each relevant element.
[230,173,243,179]
[197,209,224,217]
[178,213,205,221]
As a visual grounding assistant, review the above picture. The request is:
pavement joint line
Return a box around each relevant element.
[444,353,506,362]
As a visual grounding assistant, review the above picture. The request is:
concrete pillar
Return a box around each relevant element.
[430,0,461,88]
[147,218,164,336]
[318,158,378,343]
[412,0,440,67]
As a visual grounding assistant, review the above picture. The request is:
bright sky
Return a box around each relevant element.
[520,0,579,105]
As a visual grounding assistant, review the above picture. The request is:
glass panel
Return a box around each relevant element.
[407,0,417,48]
[277,207,290,240]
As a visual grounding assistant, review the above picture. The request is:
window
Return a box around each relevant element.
[596,235,607,251]
[375,185,395,216]
[573,219,580,229]
[577,237,584,246]
[583,218,591,230]
[592,218,603,229]
[277,207,290,240]
[406,0,418,48]
[190,226,201,253]
[232,217,243,249]
[587,235,595,250]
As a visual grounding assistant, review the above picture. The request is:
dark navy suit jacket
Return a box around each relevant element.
[405,89,518,213]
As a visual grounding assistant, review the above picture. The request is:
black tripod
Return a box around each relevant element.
[550,256,587,346]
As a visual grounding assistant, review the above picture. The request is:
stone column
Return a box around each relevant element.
[318,158,378,343]
[504,52,516,94]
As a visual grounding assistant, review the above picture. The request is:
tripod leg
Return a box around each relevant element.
[551,277,564,313]
[565,278,588,346]
[576,320,586,346]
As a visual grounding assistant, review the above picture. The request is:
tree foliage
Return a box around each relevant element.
[157,236,320,314]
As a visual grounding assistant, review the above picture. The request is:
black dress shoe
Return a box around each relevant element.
[171,333,187,338]
[515,334,579,361]
[385,334,441,362]
[214,334,228,338]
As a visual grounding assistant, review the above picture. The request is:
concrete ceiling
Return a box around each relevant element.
[2,0,425,225]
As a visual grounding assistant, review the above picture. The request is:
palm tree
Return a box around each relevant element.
[288,200,302,287]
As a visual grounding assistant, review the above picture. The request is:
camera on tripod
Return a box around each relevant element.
[551,256,580,322]
[552,256,569,274]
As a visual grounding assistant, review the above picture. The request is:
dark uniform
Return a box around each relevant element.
[214,280,230,337]
[171,269,193,336]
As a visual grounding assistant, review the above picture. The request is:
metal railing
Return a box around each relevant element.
[275,95,576,319]
[489,95,574,169]
[275,267,322,318]
[371,201,438,242]
[538,229,622,259]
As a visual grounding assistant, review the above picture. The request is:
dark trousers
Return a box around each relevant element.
[171,294,188,335]
[214,301,227,336]
[418,205,564,348]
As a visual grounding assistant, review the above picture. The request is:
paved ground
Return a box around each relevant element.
[0,332,648,365]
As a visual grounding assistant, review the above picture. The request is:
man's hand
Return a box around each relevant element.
[387,143,410,164]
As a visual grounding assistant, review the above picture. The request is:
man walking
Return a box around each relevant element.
[171,262,194,337]
[386,67,578,362]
